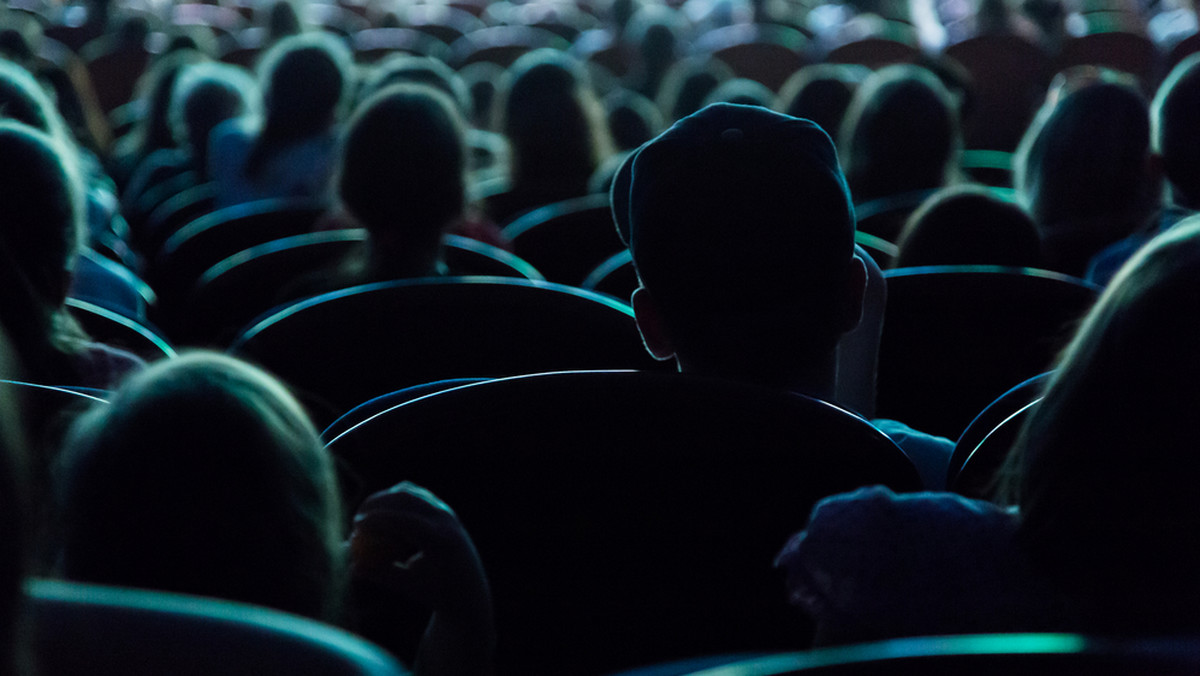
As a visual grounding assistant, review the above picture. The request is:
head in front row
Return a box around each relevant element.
[611,103,866,399]
[55,352,345,623]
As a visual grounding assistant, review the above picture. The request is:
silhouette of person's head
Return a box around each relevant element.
[1153,53,1200,210]
[1001,216,1200,633]
[895,185,1042,268]
[338,84,466,278]
[612,103,866,394]
[360,54,470,114]
[169,62,258,171]
[776,63,868,143]
[495,49,610,187]
[656,56,733,123]
[0,60,69,142]
[839,64,961,204]
[1015,73,1159,276]
[56,352,344,622]
[245,32,351,179]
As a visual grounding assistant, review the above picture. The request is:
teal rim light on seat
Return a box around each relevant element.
[65,298,177,359]
[229,276,636,350]
[883,264,1102,289]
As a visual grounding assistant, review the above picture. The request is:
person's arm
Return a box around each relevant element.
[349,482,495,676]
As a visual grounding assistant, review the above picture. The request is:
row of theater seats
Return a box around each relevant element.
[25,574,1200,676]
[74,183,1098,439]
[0,369,1091,674]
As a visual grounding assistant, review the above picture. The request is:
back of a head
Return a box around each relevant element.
[170,62,258,155]
[339,84,466,239]
[1004,218,1200,632]
[56,352,344,622]
[1153,54,1200,210]
[497,49,609,183]
[895,185,1042,268]
[258,32,351,133]
[840,64,961,203]
[360,54,470,114]
[0,60,68,141]
[656,56,733,123]
[613,103,857,368]
[1016,76,1154,232]
[703,77,775,108]
[777,63,867,143]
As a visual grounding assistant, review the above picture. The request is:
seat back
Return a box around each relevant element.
[500,193,624,286]
[326,370,921,675]
[142,181,218,257]
[152,198,326,327]
[947,371,1051,495]
[944,35,1052,151]
[1055,31,1163,92]
[28,578,408,676]
[661,634,1200,675]
[876,266,1097,438]
[448,25,569,68]
[228,278,667,425]
[65,299,176,362]
[824,37,920,69]
[582,248,637,301]
[694,24,812,91]
[185,231,544,346]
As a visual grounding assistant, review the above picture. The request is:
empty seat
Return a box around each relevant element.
[500,193,626,286]
[876,266,1097,439]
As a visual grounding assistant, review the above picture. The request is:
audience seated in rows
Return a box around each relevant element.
[777,216,1200,642]
[54,352,494,676]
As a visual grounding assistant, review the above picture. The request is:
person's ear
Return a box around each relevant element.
[631,286,675,361]
[838,254,868,335]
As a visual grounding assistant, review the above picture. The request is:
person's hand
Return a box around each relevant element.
[349,481,491,618]
[349,482,496,676]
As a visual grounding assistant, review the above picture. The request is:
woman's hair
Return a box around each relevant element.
[169,62,258,169]
[128,49,208,157]
[999,217,1200,631]
[243,32,351,181]
[0,121,88,385]
[494,49,612,186]
[56,352,345,622]
[1014,75,1157,274]
[839,64,962,204]
[0,60,70,142]
[338,83,466,251]
[776,63,868,141]
[894,185,1042,268]
[359,54,470,114]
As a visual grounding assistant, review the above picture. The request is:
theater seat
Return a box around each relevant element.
[228,277,666,425]
[326,370,921,674]
[28,578,408,676]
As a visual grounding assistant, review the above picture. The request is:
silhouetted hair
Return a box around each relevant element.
[604,88,663,151]
[244,33,351,181]
[1015,76,1156,275]
[895,185,1042,268]
[0,122,88,386]
[656,56,733,122]
[169,62,258,168]
[0,60,69,141]
[339,84,466,248]
[360,54,470,114]
[57,352,344,622]
[840,64,961,203]
[128,49,207,158]
[703,77,775,108]
[777,64,868,140]
[495,49,611,186]
[999,218,1200,633]
[1153,53,1200,209]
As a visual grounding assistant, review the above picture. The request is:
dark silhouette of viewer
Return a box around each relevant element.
[613,103,865,400]
[612,103,954,486]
